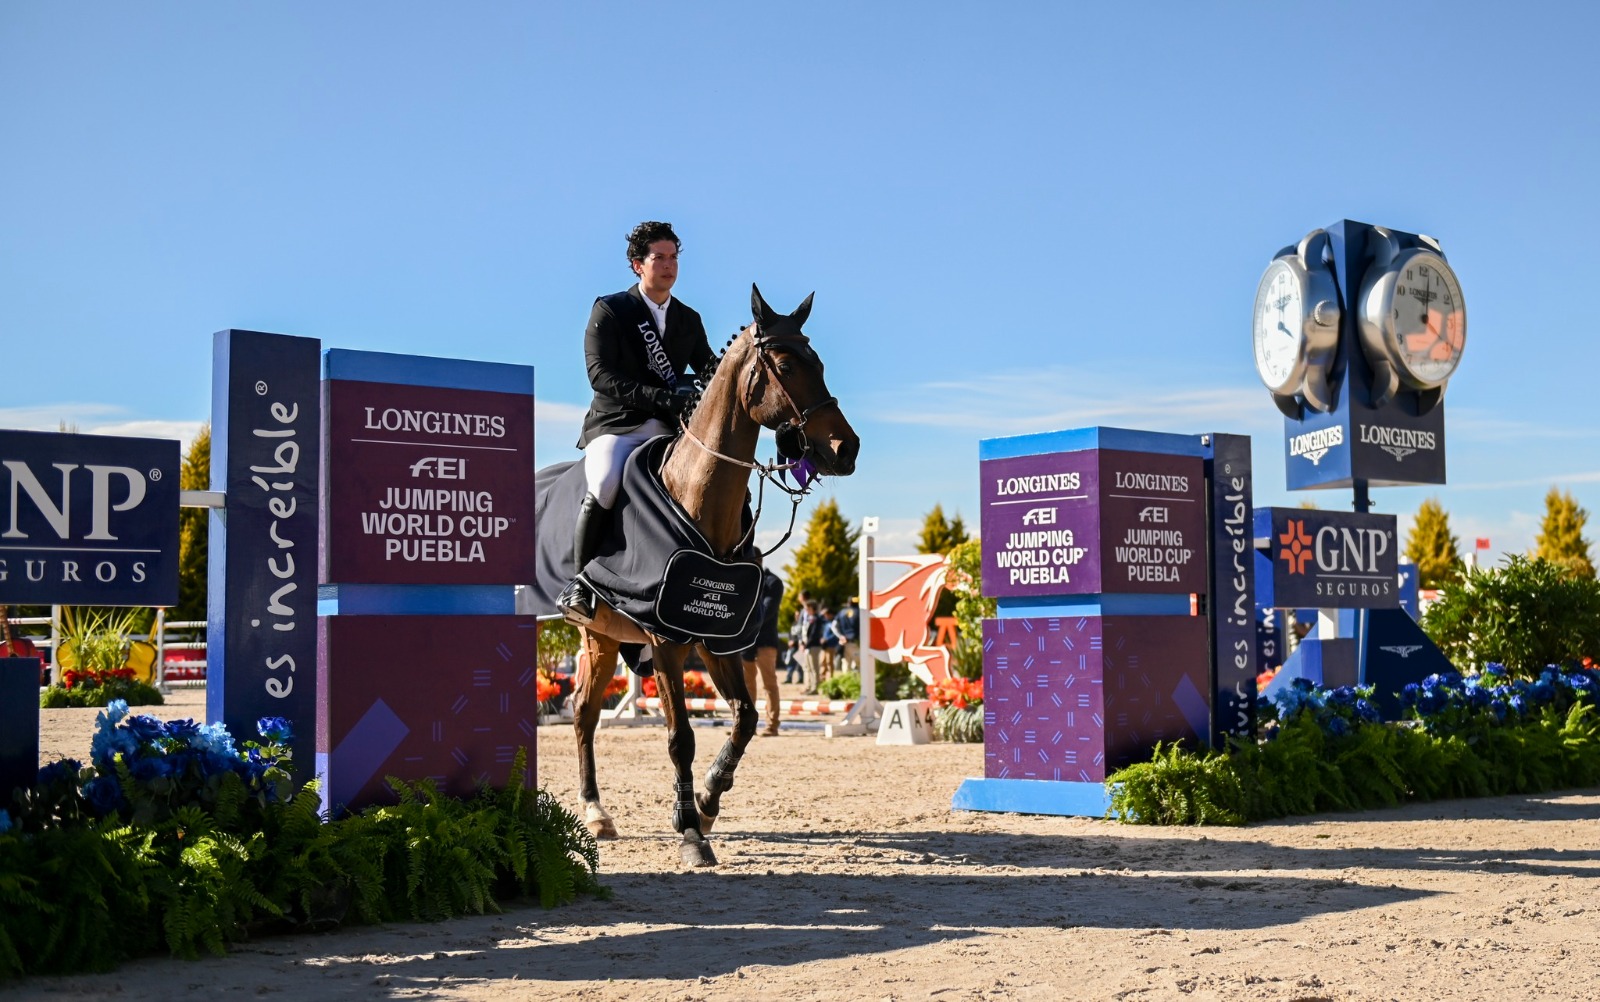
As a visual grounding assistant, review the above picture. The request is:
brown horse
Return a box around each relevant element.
[567,285,859,867]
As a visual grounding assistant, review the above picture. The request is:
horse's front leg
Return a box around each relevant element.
[653,645,717,867]
[572,629,620,839]
[695,646,760,834]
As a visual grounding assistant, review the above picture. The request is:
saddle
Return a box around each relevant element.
[530,437,763,656]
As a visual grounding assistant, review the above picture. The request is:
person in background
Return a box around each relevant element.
[800,599,824,694]
[742,569,785,736]
[836,596,861,677]
[819,607,840,685]
[781,633,803,685]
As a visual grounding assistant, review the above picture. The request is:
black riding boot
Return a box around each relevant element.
[558,493,608,622]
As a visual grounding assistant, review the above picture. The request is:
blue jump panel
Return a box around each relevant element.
[952,777,1113,818]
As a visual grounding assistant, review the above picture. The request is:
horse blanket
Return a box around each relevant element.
[529,436,763,656]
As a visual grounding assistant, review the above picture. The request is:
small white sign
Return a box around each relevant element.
[862,516,880,533]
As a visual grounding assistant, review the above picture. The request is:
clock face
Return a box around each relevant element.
[1252,259,1306,393]
[1389,251,1465,387]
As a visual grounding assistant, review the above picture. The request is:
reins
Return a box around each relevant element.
[670,323,834,559]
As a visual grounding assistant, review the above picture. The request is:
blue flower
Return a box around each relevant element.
[0,809,13,835]
[1482,662,1506,677]
[83,775,123,816]
[1509,694,1527,715]
[1291,678,1316,692]
[256,716,293,743]
[191,722,237,758]
[1530,680,1555,705]
[1490,700,1508,721]
[164,718,200,741]
[1399,683,1420,708]
[1356,699,1381,723]
[129,755,174,782]
[1328,687,1358,707]
[1325,716,1350,737]
[125,714,165,746]
[1569,674,1593,691]
[37,758,82,788]
[90,725,138,769]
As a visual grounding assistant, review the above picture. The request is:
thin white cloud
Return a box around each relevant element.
[1450,470,1600,491]
[0,405,206,452]
[874,364,1275,438]
[0,402,130,432]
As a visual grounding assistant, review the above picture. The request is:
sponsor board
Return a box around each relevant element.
[980,448,1206,598]
[322,371,535,585]
[1257,507,1399,609]
[1204,433,1255,741]
[0,429,179,606]
[208,329,321,778]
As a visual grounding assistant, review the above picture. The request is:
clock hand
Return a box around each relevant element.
[1277,320,1293,338]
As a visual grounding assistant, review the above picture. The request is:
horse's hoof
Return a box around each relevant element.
[679,838,718,868]
[587,818,618,840]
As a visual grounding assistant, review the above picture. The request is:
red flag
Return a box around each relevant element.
[1475,538,1491,550]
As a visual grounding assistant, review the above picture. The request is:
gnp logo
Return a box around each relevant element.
[1277,519,1314,574]
[3,461,155,541]
[0,430,178,605]
[1278,518,1391,577]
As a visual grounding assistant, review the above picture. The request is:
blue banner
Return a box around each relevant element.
[1254,507,1399,610]
[208,330,321,781]
[0,429,178,606]
[1204,433,1256,743]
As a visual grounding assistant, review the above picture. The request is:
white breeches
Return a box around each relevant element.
[583,418,673,509]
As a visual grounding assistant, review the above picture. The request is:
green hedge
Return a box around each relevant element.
[1108,699,1600,826]
[0,751,603,978]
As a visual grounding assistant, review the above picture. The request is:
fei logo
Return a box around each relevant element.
[1021,506,1056,526]
[409,457,467,479]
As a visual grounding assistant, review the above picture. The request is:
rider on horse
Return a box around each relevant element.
[559,221,718,623]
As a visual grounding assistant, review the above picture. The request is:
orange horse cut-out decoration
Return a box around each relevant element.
[868,554,952,686]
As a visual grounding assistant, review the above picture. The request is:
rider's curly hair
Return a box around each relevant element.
[626,221,680,269]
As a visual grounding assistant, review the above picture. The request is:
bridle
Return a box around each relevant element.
[674,323,839,557]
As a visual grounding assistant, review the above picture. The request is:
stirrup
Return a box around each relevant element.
[558,578,596,625]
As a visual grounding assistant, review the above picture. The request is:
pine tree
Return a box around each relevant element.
[779,498,859,629]
[916,504,971,555]
[1535,487,1595,579]
[173,424,211,629]
[1405,497,1462,589]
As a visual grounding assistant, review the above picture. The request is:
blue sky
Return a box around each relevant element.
[3,3,1598,571]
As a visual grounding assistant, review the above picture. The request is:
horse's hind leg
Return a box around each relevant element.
[572,628,620,840]
[694,646,760,834]
[653,645,717,867]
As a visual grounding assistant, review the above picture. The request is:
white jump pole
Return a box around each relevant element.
[826,516,882,737]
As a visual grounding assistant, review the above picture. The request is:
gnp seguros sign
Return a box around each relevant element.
[0,429,179,606]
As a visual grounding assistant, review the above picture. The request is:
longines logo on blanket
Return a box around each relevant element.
[1358,424,1437,462]
[1288,426,1343,466]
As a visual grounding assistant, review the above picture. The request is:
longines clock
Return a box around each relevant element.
[1251,229,1342,417]
[1357,228,1467,410]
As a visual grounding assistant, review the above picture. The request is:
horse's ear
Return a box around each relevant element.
[790,292,814,329]
[751,283,780,328]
